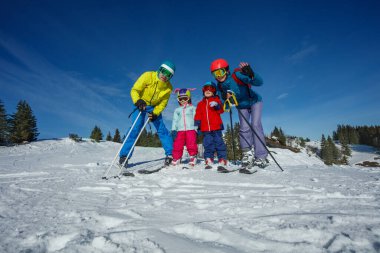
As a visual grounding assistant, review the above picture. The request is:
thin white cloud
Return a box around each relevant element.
[126,72,139,81]
[277,93,288,100]
[288,44,318,62]
[0,33,127,133]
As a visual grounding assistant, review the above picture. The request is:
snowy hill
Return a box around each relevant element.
[1,139,380,253]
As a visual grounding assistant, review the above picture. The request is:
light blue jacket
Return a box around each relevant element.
[171,104,197,131]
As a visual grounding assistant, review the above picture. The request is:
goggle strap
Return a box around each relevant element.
[160,64,174,74]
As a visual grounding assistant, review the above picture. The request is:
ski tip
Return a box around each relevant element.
[122,172,135,177]
[239,168,258,174]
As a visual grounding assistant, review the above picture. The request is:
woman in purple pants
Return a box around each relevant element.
[210,58,268,168]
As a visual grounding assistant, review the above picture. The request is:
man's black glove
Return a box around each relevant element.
[135,99,147,111]
[241,65,255,79]
[148,113,158,121]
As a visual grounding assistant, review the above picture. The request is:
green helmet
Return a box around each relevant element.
[158,60,176,80]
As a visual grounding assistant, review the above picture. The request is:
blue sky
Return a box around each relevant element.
[1,0,379,140]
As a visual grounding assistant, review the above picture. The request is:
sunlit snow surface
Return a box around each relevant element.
[1,139,379,252]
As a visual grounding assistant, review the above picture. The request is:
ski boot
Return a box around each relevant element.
[241,150,254,168]
[254,158,269,168]
[204,158,214,169]
[171,159,180,166]
[216,158,228,172]
[218,158,228,167]
[119,156,128,168]
[189,156,197,167]
[164,155,173,166]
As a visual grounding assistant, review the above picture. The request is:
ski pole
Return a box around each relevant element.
[229,110,236,164]
[236,108,284,172]
[224,94,239,164]
[128,107,138,118]
[102,111,142,179]
[117,117,150,177]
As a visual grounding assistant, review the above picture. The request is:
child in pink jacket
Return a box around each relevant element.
[171,88,198,166]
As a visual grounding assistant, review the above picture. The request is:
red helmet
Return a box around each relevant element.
[210,59,229,72]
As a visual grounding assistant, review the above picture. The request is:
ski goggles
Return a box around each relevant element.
[178,96,189,102]
[159,67,174,80]
[202,85,216,93]
[212,68,227,78]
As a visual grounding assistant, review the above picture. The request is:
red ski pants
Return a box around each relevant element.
[173,130,198,160]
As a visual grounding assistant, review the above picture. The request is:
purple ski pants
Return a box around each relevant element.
[238,102,268,159]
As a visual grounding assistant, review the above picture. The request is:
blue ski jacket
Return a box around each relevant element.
[217,72,263,109]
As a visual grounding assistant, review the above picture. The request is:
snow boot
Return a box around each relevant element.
[254,158,269,168]
[171,159,180,166]
[189,156,197,166]
[119,156,128,168]
[218,158,228,166]
[241,150,254,167]
[204,158,214,169]
[164,155,173,166]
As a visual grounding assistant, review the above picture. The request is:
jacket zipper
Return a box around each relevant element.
[205,99,211,131]
[183,104,187,131]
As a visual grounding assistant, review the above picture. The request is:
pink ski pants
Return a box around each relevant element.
[173,130,198,160]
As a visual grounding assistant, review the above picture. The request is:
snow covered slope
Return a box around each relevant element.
[1,139,380,252]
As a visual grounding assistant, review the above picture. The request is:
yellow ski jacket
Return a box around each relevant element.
[130,71,173,115]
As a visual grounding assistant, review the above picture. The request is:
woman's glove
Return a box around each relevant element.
[239,62,255,79]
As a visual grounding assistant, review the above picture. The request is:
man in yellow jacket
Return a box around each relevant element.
[119,61,175,167]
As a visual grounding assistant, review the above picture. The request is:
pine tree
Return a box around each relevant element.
[271,126,286,146]
[0,100,9,145]
[341,140,351,157]
[271,126,280,138]
[348,127,359,144]
[9,100,39,144]
[320,134,326,158]
[278,128,287,146]
[328,136,340,163]
[113,128,121,143]
[90,125,103,142]
[320,134,333,165]
[136,128,148,146]
[106,131,112,141]
[341,155,349,165]
[324,143,333,165]
[233,122,242,160]
[224,124,234,160]
[299,137,306,147]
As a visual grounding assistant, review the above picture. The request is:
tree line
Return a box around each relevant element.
[87,125,162,147]
[319,134,351,165]
[333,124,380,148]
[0,99,39,145]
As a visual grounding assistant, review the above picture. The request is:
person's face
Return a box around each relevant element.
[158,72,169,82]
[178,96,189,105]
[212,68,227,83]
[158,67,173,82]
[216,75,227,83]
[204,90,214,97]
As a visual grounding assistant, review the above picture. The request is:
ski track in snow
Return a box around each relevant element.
[0,139,380,252]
